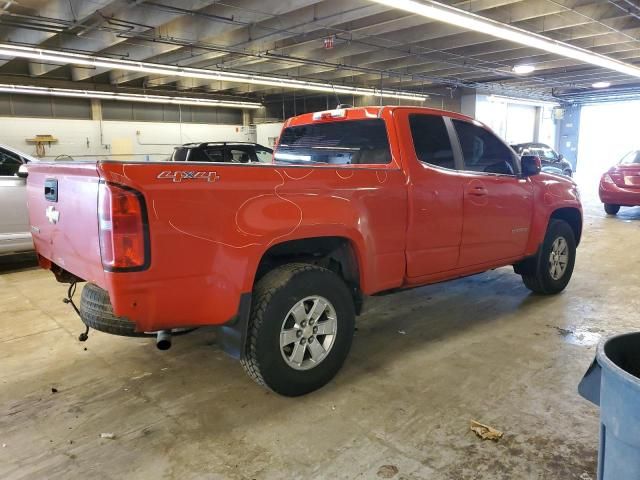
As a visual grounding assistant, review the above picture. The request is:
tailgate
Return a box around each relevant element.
[27,162,106,287]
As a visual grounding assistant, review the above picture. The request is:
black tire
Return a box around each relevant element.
[604,204,620,215]
[521,219,576,295]
[80,283,149,337]
[240,263,355,396]
[563,169,573,177]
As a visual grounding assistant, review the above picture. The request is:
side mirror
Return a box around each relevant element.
[521,155,541,177]
[16,164,28,179]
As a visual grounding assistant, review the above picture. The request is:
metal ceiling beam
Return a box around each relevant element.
[223,0,624,77]
[108,0,389,85]
[144,0,524,90]
[0,0,120,64]
[86,0,324,82]
[25,0,215,77]
[233,1,640,95]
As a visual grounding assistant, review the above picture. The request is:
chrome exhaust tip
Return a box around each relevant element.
[156,330,172,350]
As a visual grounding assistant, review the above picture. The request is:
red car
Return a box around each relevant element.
[599,150,640,215]
[26,106,582,396]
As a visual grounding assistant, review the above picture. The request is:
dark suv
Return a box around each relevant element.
[171,142,273,163]
[511,143,573,177]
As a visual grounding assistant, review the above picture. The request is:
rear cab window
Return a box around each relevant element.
[408,114,455,169]
[275,119,391,165]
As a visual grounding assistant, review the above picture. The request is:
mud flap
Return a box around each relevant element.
[216,293,252,360]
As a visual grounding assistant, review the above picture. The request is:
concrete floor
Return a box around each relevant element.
[1,192,639,480]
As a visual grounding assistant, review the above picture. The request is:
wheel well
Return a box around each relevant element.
[256,237,363,313]
[551,208,582,245]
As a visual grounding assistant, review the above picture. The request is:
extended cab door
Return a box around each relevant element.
[450,119,533,267]
[395,111,465,277]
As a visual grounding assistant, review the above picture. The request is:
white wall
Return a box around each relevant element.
[0,116,254,162]
[256,122,284,148]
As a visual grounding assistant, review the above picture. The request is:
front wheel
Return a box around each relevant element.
[240,263,355,396]
[604,204,620,215]
[521,219,576,295]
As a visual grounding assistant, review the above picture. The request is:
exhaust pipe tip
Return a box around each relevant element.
[156,330,172,350]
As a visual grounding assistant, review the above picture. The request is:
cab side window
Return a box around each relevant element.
[201,147,225,162]
[228,148,254,163]
[408,114,455,169]
[453,120,518,175]
[0,148,22,177]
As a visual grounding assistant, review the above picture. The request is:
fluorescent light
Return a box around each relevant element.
[370,0,640,79]
[512,64,535,75]
[592,81,611,89]
[0,84,263,109]
[488,94,559,107]
[0,43,429,101]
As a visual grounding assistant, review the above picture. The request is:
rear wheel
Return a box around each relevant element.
[604,204,620,215]
[240,263,355,396]
[521,219,576,295]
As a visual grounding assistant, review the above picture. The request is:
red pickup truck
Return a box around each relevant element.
[26,106,582,396]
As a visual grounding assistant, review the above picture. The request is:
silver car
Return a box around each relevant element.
[0,144,39,254]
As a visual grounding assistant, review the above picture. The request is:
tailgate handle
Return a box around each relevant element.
[44,179,58,202]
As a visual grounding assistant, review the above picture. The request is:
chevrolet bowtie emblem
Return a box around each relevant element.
[46,206,59,224]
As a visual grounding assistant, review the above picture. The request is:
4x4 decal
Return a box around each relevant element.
[157,171,220,183]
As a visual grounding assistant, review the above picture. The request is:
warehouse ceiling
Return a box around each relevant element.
[0,0,639,104]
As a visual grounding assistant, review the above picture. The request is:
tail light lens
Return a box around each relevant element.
[602,173,615,184]
[98,183,149,270]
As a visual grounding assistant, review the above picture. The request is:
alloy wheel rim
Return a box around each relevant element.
[279,295,337,371]
[549,236,569,280]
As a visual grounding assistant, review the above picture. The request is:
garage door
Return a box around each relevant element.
[578,101,640,183]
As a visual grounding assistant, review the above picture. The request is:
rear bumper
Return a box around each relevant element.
[599,181,640,206]
[105,270,248,332]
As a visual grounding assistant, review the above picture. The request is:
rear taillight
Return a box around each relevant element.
[602,173,615,184]
[98,183,149,270]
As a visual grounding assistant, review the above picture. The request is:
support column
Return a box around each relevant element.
[555,104,581,171]
[90,98,102,121]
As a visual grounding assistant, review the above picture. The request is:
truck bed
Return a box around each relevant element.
[26,160,407,331]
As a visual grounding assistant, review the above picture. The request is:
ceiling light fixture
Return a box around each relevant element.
[487,94,559,107]
[591,81,611,89]
[0,84,263,109]
[369,0,640,79]
[0,43,429,102]
[512,64,535,75]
